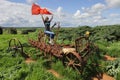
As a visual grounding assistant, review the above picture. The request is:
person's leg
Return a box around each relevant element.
[49,32,55,45]
[44,31,55,45]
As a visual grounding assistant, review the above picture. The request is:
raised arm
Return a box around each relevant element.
[49,15,53,22]
[41,15,45,22]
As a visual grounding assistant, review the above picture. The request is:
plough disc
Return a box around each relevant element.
[62,52,83,73]
[8,38,23,56]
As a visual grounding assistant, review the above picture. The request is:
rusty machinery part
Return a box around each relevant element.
[38,30,45,42]
[82,43,99,62]
[29,39,84,73]
[8,38,23,56]
[28,39,86,73]
[38,30,52,44]
[62,52,83,73]
[28,39,63,58]
[38,25,60,44]
[75,36,99,62]
[8,38,29,58]
[75,36,90,57]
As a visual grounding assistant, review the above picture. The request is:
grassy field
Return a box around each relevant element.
[0,29,82,80]
[0,26,120,80]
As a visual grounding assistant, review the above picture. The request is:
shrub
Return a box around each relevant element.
[105,58,120,77]
[8,28,17,34]
[21,29,36,34]
[0,27,3,34]
[116,72,120,80]
[21,30,28,34]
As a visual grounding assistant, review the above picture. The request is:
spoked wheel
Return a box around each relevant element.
[62,52,83,73]
[8,38,23,56]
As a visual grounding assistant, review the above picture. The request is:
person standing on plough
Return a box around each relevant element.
[41,15,57,45]
[32,3,60,45]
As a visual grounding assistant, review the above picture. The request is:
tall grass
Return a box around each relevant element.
[106,41,120,57]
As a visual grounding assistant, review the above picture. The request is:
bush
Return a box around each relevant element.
[0,27,3,34]
[8,28,17,34]
[21,30,28,34]
[21,29,36,34]
[105,58,120,77]
[116,72,120,80]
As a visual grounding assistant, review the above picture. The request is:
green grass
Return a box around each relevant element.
[0,28,120,80]
[96,41,120,58]
[0,29,81,80]
[51,60,82,80]
[106,42,120,57]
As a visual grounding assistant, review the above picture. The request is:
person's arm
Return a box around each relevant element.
[51,22,57,29]
[41,15,46,27]
[41,15,45,22]
[49,15,53,22]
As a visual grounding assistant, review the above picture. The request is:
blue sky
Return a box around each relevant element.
[0,0,120,27]
[9,0,106,13]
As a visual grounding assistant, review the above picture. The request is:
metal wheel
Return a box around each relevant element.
[62,52,82,73]
[8,38,23,56]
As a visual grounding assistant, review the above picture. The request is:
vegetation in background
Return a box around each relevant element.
[0,27,3,34]
[8,28,17,34]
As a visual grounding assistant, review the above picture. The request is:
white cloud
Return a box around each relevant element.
[74,10,80,17]
[105,0,120,8]
[91,3,106,13]
[56,6,66,18]
[110,13,120,17]
[0,0,120,27]
[73,3,106,19]
[72,3,120,26]
[57,6,63,13]
[0,0,42,27]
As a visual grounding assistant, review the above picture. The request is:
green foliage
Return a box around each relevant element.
[0,25,120,80]
[0,27,3,34]
[0,54,26,80]
[26,48,42,60]
[25,60,58,80]
[81,46,102,80]
[106,42,120,57]
[51,61,82,80]
[116,72,120,80]
[92,25,120,42]
[21,29,36,34]
[105,58,120,77]
[21,30,29,34]
[8,28,17,34]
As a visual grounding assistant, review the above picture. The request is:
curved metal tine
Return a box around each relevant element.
[74,57,78,61]
[74,63,81,67]
[73,65,81,74]
[13,39,17,48]
[66,56,71,61]
[64,62,69,66]
[18,40,22,49]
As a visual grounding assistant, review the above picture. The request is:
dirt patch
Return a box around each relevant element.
[47,69,62,78]
[104,55,116,61]
[25,58,35,64]
[93,73,115,80]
